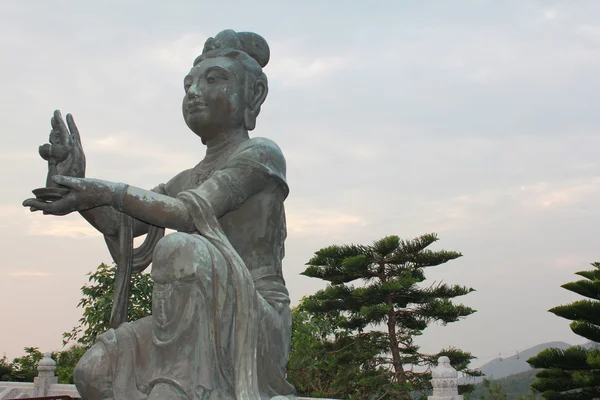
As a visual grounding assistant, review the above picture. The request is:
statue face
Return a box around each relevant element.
[182,56,247,139]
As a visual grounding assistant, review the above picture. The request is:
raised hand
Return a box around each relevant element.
[39,110,86,180]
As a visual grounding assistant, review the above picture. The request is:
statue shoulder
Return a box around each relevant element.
[235,137,285,166]
[228,137,287,183]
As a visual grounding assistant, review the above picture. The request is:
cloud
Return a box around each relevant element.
[0,151,37,161]
[286,208,369,238]
[6,271,51,277]
[519,178,600,210]
[543,9,558,21]
[87,132,198,177]
[270,55,348,85]
[577,24,600,36]
[142,33,207,75]
[418,176,600,234]
[266,38,351,86]
[26,218,98,238]
[553,255,584,270]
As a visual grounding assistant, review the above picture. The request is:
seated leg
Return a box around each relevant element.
[73,342,113,400]
[149,232,227,396]
[152,232,213,284]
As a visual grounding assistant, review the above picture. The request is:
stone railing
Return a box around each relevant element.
[0,353,80,399]
[0,353,459,399]
[0,352,338,399]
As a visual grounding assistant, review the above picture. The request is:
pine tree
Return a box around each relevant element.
[527,262,600,399]
[300,233,479,398]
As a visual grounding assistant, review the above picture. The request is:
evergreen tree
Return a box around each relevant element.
[300,233,479,398]
[287,306,385,398]
[527,262,600,399]
[482,378,508,400]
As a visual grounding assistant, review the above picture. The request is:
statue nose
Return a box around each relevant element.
[187,82,205,99]
[188,87,199,98]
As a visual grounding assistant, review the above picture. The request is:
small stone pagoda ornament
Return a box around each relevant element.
[429,356,463,400]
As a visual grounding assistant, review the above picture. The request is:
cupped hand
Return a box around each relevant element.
[23,176,115,215]
[39,110,86,178]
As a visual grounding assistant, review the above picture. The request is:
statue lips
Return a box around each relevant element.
[187,100,207,113]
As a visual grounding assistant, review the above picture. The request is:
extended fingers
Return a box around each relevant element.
[53,110,72,147]
[23,196,74,216]
[66,114,82,147]
[23,198,50,211]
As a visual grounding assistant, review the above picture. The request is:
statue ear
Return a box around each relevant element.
[244,78,268,131]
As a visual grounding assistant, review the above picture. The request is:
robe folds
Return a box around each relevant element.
[97,137,296,400]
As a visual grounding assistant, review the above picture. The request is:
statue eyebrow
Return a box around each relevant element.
[205,65,235,77]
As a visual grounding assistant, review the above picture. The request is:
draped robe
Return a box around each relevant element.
[96,137,295,400]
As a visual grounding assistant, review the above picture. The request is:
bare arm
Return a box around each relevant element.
[117,186,196,232]
[24,139,285,234]
[114,164,267,232]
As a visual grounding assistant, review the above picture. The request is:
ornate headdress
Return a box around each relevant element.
[194,29,270,69]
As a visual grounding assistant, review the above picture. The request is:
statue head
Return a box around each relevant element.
[182,30,269,142]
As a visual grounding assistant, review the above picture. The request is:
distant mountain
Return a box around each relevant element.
[458,341,572,386]
[460,341,600,398]
[477,341,571,380]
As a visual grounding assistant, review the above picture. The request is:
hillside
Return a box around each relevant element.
[468,369,542,399]
[462,341,599,398]
[475,341,571,380]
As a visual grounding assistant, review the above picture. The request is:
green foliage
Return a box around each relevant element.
[0,356,13,381]
[528,262,600,399]
[2,346,87,384]
[54,345,87,384]
[7,347,42,382]
[296,233,478,398]
[483,378,508,400]
[467,370,544,399]
[63,262,153,347]
[287,307,392,399]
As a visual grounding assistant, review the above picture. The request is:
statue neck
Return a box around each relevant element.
[204,128,249,160]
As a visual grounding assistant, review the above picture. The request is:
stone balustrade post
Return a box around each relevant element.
[33,352,58,397]
[428,356,463,400]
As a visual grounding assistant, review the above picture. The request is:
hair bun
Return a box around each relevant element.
[202,30,270,68]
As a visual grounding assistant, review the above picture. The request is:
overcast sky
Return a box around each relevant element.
[2,0,600,368]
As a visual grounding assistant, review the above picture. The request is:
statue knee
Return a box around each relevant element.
[152,232,212,283]
[74,342,112,400]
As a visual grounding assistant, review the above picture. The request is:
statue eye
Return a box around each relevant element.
[183,78,192,92]
[206,72,228,83]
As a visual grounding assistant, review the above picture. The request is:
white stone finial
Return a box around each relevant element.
[429,356,462,400]
[33,352,58,397]
[38,353,55,367]
[36,353,56,378]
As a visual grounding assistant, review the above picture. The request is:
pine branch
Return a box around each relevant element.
[528,346,592,371]
[570,320,600,344]
[562,280,600,301]
[551,300,600,327]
